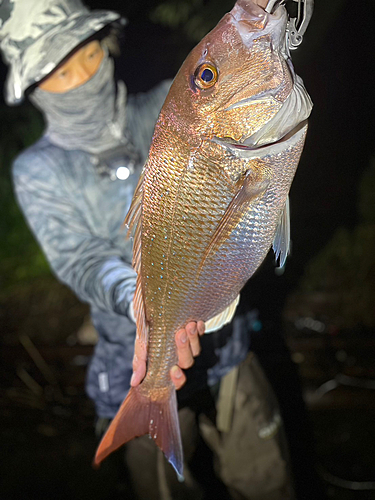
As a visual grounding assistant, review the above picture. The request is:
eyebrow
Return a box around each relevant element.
[84,42,100,52]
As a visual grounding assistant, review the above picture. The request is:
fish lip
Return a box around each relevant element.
[212,119,308,157]
[224,93,279,112]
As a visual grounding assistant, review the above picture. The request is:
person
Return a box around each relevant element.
[0,1,297,498]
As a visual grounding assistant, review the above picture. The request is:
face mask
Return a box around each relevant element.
[30,51,128,154]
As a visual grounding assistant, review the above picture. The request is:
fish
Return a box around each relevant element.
[95,0,312,478]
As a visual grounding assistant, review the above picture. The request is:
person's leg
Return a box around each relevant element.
[251,326,327,499]
[200,354,294,500]
[124,406,205,500]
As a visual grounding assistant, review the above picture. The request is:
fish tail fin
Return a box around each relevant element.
[94,385,184,479]
[94,386,149,466]
[149,388,184,480]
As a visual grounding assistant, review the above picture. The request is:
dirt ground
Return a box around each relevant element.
[1,280,375,499]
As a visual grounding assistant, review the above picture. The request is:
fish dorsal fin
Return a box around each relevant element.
[205,294,240,334]
[272,196,290,268]
[198,170,269,273]
[123,166,148,344]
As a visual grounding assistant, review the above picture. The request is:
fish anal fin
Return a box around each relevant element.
[94,385,184,480]
[126,178,148,344]
[133,271,148,345]
[132,215,142,273]
[205,295,240,333]
[199,170,269,273]
[272,196,290,268]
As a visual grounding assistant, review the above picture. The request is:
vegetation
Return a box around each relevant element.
[297,159,375,329]
[0,104,52,294]
[150,0,233,42]
[0,104,89,345]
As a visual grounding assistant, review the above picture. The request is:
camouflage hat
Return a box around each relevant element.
[0,0,125,105]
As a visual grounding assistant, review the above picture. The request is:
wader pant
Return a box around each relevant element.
[97,354,294,500]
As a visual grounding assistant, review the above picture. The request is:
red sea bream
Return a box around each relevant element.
[95,0,312,477]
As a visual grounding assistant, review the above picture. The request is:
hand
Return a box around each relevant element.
[254,0,269,8]
[130,321,205,390]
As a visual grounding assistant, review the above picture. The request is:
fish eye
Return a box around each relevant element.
[194,63,218,90]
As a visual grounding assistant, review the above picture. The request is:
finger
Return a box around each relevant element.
[197,320,205,336]
[186,322,201,357]
[170,365,186,390]
[131,337,147,387]
[133,336,147,368]
[130,355,146,387]
[254,0,268,8]
[175,328,194,369]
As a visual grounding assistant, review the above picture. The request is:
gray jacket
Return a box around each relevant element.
[12,81,252,418]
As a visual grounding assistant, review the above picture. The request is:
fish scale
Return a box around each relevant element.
[95,0,312,478]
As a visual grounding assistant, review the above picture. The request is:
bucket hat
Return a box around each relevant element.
[0,0,125,105]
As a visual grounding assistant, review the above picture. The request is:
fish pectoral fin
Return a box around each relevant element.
[272,196,290,268]
[94,385,184,480]
[199,170,269,273]
[205,295,240,333]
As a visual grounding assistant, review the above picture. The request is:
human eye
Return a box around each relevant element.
[88,47,100,59]
[57,69,69,79]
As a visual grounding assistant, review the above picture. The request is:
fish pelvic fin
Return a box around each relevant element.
[94,385,184,480]
[272,196,290,268]
[205,294,240,333]
[198,170,269,275]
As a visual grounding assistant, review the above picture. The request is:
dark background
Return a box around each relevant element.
[1,0,375,499]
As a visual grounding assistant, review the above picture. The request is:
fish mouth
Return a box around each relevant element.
[212,119,308,158]
[229,0,287,51]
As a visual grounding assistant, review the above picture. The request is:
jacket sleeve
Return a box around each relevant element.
[12,149,136,317]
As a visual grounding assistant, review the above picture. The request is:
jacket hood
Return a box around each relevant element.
[0,0,125,105]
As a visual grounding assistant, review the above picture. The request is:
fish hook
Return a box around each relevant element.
[265,0,314,50]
